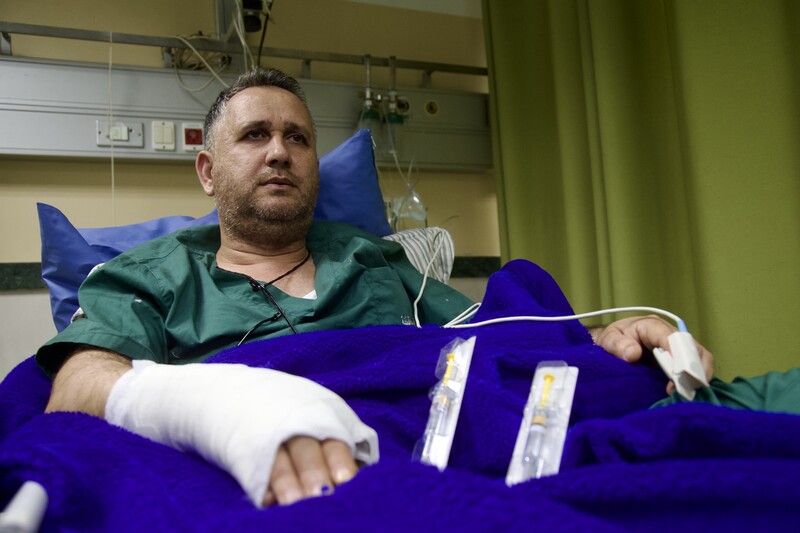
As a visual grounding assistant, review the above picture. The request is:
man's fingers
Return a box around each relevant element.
[696,343,715,382]
[599,328,643,362]
[632,316,715,381]
[629,315,677,353]
[596,316,674,362]
[264,437,360,507]
[321,439,358,485]
[267,444,304,506]
[594,320,647,362]
[595,315,715,384]
[261,489,276,507]
[284,436,334,498]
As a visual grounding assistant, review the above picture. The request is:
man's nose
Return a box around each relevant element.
[265,136,289,165]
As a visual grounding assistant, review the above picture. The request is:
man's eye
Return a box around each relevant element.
[286,133,307,144]
[245,130,265,139]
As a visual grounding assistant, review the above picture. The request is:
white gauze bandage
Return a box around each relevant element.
[105,360,379,506]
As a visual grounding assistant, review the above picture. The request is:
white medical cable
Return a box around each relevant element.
[444,306,689,333]
[443,302,481,328]
[412,230,447,327]
[403,228,689,333]
[173,66,219,93]
[173,35,230,89]
[408,247,690,334]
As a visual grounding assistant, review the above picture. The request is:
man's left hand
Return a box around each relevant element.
[590,315,714,388]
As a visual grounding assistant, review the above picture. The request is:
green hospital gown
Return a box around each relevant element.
[653,368,800,414]
[37,221,474,377]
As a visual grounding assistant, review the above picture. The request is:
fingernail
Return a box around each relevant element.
[280,489,303,506]
[333,468,354,485]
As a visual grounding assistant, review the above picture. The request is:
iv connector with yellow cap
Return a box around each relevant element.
[506,361,578,486]
[413,336,476,471]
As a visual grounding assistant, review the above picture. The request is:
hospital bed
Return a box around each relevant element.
[1,131,798,532]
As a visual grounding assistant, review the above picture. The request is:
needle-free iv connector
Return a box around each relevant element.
[413,336,476,471]
[506,361,578,486]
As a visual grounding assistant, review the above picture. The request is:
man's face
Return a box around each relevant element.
[200,86,319,238]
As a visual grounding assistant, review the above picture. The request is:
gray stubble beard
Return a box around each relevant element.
[217,183,319,250]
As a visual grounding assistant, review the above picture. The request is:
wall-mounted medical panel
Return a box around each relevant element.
[0,57,492,172]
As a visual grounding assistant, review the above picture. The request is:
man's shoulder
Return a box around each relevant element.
[110,224,221,266]
[309,220,375,238]
[309,220,392,247]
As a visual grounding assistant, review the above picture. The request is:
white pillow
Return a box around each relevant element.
[384,227,455,285]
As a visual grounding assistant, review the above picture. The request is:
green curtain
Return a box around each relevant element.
[483,0,800,379]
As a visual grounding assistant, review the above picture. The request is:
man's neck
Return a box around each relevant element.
[216,224,316,296]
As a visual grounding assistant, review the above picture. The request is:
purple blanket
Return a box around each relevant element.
[2,260,799,531]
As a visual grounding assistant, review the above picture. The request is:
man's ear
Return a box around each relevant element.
[196,150,215,197]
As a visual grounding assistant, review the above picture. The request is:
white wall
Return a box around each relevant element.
[0,290,55,379]
[449,277,487,303]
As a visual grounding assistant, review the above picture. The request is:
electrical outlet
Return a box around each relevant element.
[96,120,144,148]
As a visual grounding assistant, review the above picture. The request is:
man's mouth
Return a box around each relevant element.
[260,176,294,188]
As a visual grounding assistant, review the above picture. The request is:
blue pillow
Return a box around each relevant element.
[39,129,391,331]
[315,129,391,237]
[37,205,219,332]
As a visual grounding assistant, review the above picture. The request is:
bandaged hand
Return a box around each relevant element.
[264,435,356,506]
[105,360,379,507]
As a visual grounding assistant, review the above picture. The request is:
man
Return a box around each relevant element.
[37,68,714,508]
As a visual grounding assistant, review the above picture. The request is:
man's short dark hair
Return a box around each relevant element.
[203,67,311,150]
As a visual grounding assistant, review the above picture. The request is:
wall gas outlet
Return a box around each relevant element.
[96,120,144,148]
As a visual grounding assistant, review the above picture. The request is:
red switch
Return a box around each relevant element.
[184,128,203,145]
[182,123,204,152]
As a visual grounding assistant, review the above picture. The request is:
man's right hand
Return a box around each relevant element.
[47,349,377,507]
[263,436,358,506]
